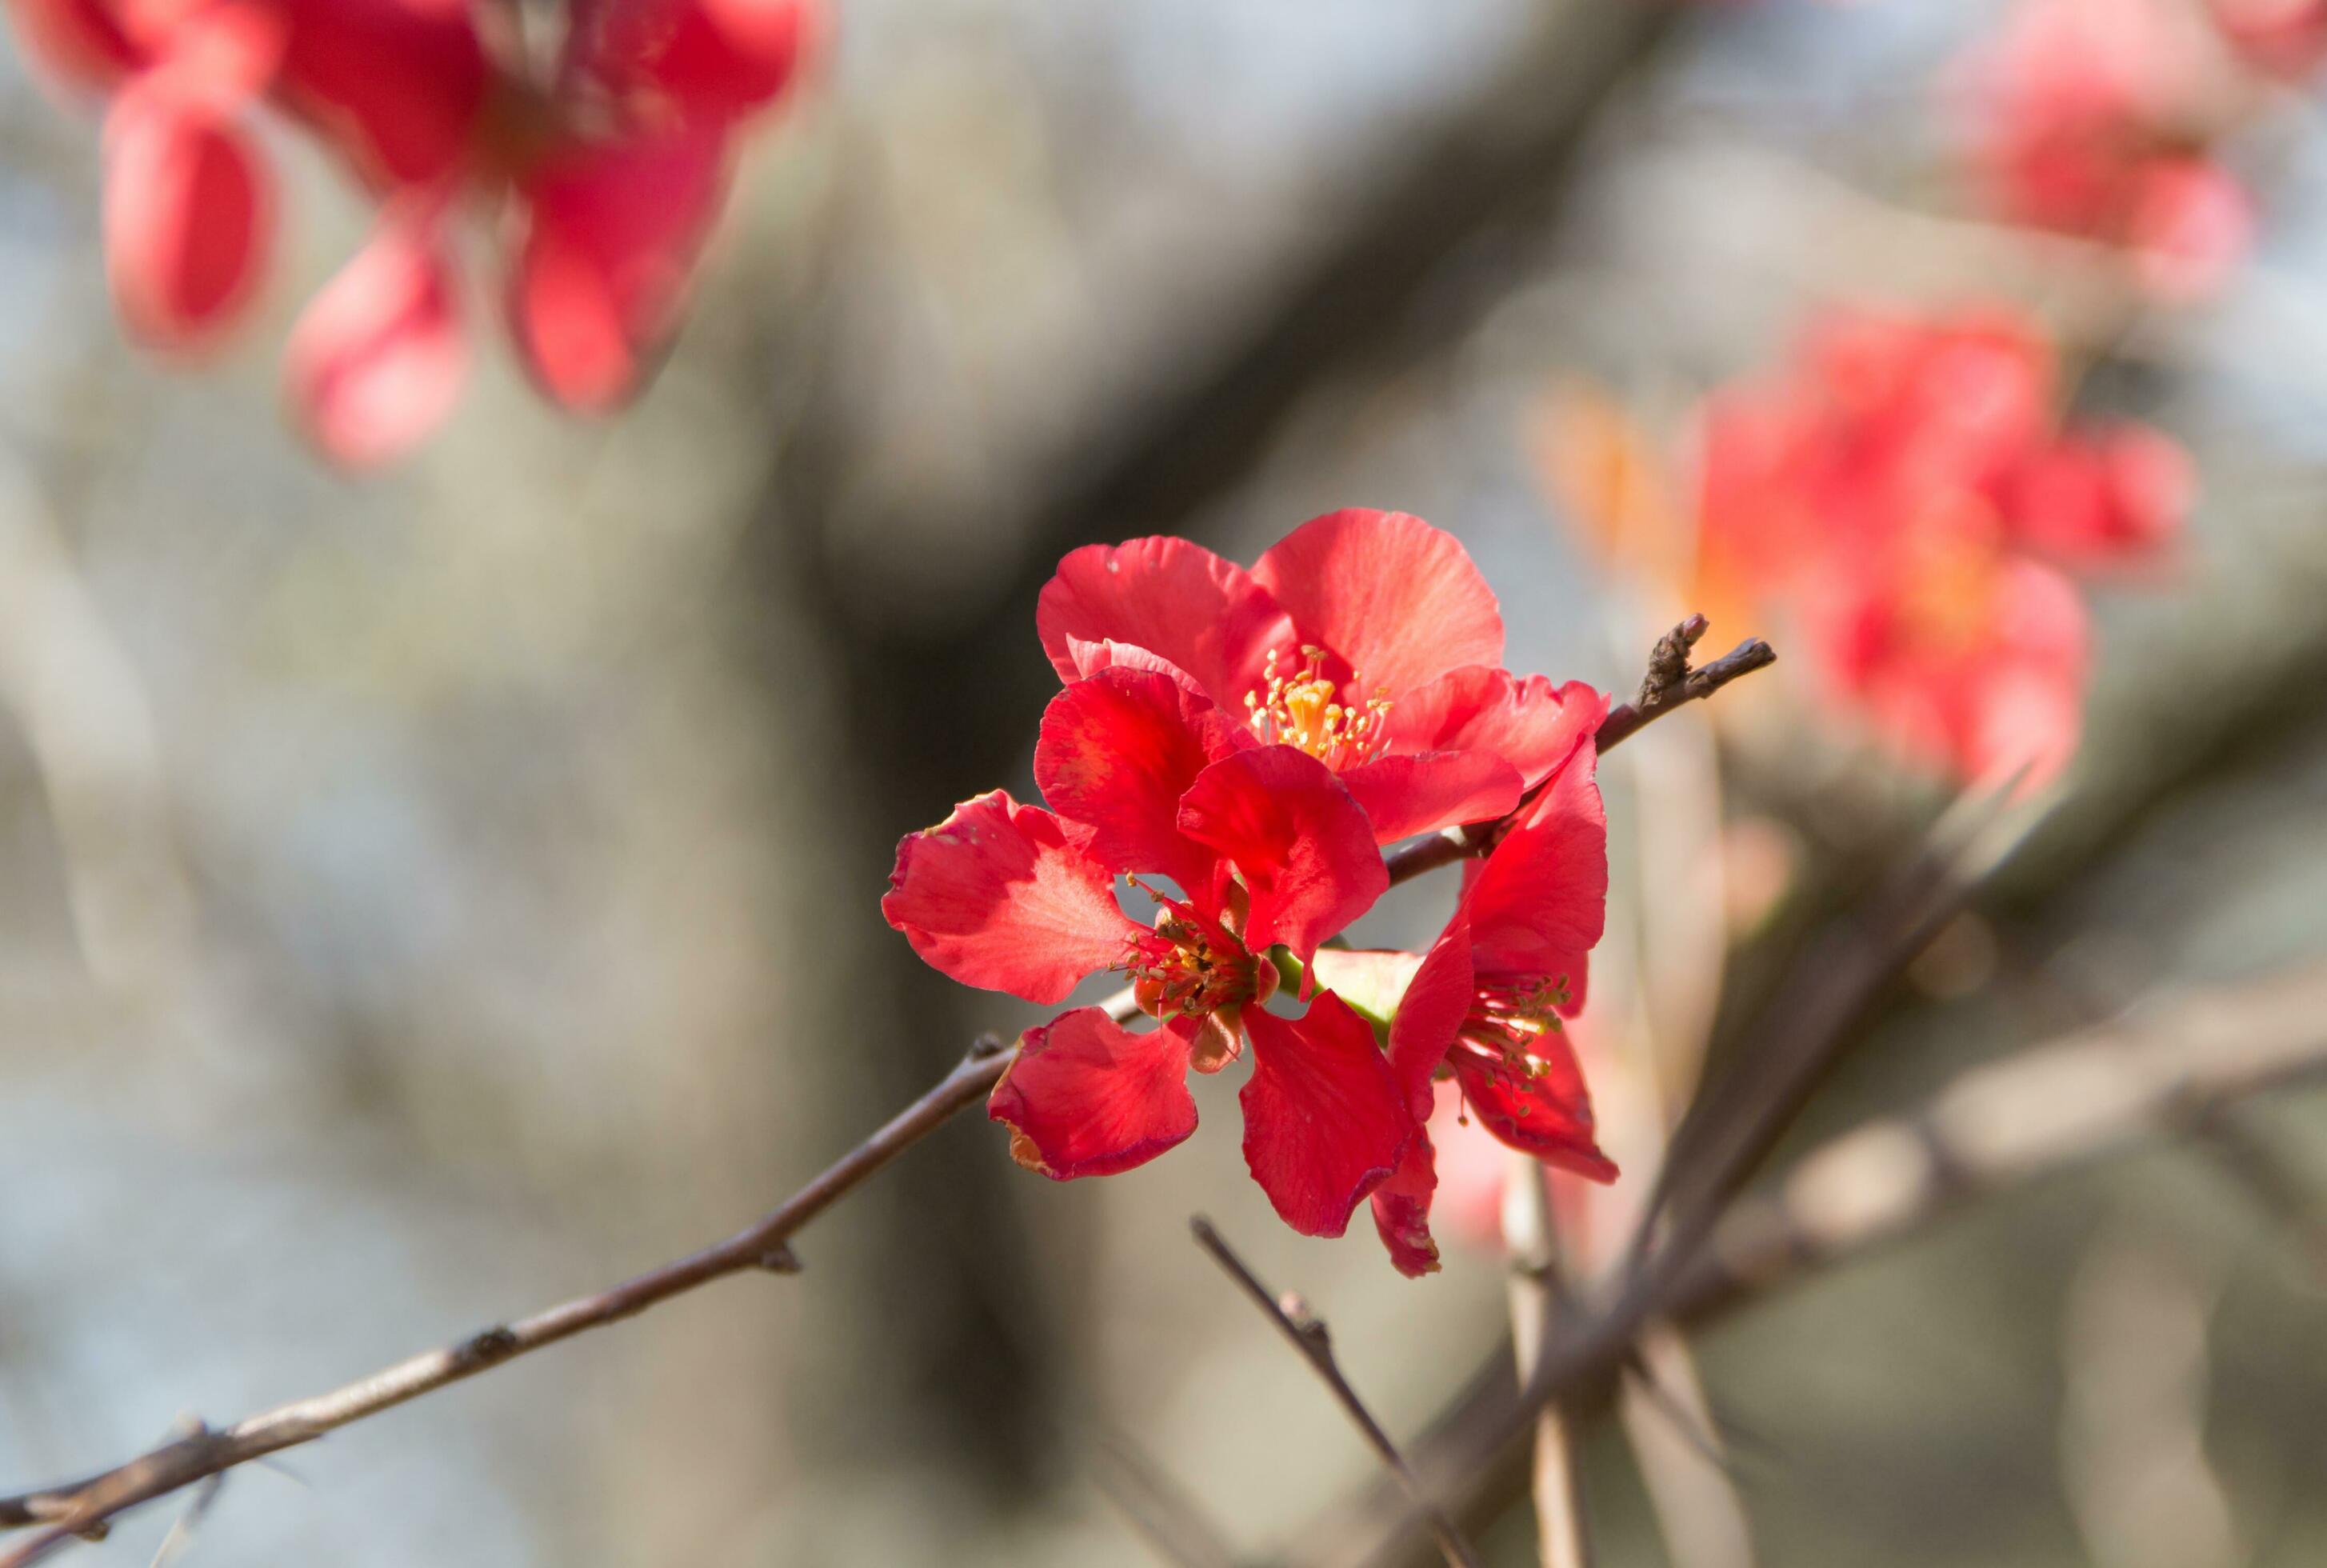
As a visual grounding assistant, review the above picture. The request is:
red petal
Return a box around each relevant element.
[1034,667,1249,896]
[573,0,814,124]
[1389,669,1609,790]
[1240,995,1413,1238]
[509,125,732,413]
[1057,637,1205,693]
[5,0,144,90]
[882,790,1139,1003]
[1369,1126,1441,1278]
[1451,1037,1615,1183]
[274,0,490,190]
[1337,750,1521,844]
[284,205,466,468]
[102,79,273,354]
[1462,742,1605,1005]
[1036,537,1294,707]
[1176,746,1387,966]
[989,1007,1197,1180]
[1251,510,1503,698]
[1385,918,1472,1120]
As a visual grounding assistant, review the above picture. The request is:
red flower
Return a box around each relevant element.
[2,0,818,464]
[883,663,1417,1238]
[1957,0,2254,298]
[1698,306,2187,790]
[1038,509,1606,845]
[1313,726,1614,1278]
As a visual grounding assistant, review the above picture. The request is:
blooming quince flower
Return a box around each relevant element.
[884,663,1416,1238]
[1310,721,1614,1278]
[1038,508,1605,846]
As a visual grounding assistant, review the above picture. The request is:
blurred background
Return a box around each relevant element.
[5,0,2327,1562]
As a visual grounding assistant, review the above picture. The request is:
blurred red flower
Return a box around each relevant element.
[1698,306,2189,790]
[2,0,818,466]
[1957,0,2254,298]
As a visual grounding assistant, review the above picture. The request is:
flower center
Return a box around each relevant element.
[1120,886,1271,1021]
[1456,974,1571,1088]
[1245,646,1392,768]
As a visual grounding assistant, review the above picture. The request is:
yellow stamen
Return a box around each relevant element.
[1244,646,1393,768]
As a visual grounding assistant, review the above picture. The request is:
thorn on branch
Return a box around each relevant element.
[966,1030,1013,1061]
[755,1244,803,1274]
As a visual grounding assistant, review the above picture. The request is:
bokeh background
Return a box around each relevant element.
[6,0,2327,1563]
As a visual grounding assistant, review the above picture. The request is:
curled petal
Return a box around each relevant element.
[1337,750,1521,844]
[1463,742,1606,1008]
[1056,637,1206,693]
[1369,1126,1440,1278]
[283,206,466,468]
[1241,995,1413,1238]
[989,1008,1197,1180]
[1177,746,1387,967]
[1251,509,1503,698]
[1034,667,1249,894]
[1389,668,1609,790]
[1451,1035,1615,1183]
[274,0,490,190]
[1036,537,1294,708]
[509,125,732,413]
[102,80,273,354]
[882,790,1140,1004]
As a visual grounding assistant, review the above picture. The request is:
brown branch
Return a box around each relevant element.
[0,615,1772,1559]
[1382,626,1776,886]
[1321,959,2327,1566]
[1190,1218,1481,1568]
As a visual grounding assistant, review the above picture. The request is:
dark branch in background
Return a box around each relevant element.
[1190,1219,1481,1568]
[1311,961,2327,1567]
[0,618,1771,1562]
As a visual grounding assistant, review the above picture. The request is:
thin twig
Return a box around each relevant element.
[1189,1218,1481,1568]
[1382,631,1776,886]
[0,616,1774,1560]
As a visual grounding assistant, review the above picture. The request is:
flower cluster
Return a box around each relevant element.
[1699,305,2188,789]
[1953,0,2327,297]
[2,0,816,466]
[882,509,1616,1272]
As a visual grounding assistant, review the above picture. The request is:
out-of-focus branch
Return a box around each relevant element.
[1501,1159,1593,1568]
[0,617,1772,1561]
[1190,1219,1481,1568]
[1324,959,2327,1567]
